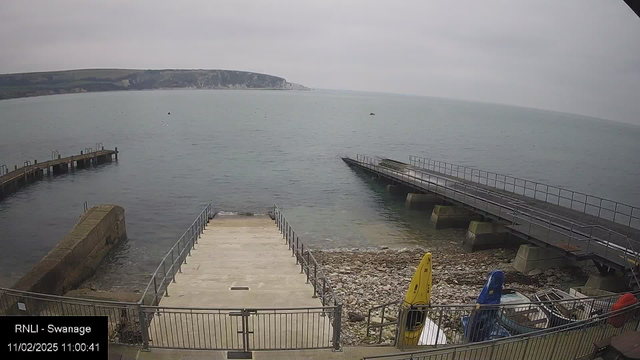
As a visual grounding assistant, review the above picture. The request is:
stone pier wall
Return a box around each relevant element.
[12,204,127,295]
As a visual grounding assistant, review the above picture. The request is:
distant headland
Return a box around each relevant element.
[0,68,309,100]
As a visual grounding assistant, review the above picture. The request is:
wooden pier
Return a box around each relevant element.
[0,147,118,200]
[344,155,640,288]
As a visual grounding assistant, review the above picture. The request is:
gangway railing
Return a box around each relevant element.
[365,289,640,346]
[140,203,212,306]
[352,155,640,274]
[273,204,341,309]
[407,156,640,277]
[363,302,640,360]
[409,155,640,230]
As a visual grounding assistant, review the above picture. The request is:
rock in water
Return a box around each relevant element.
[370,112,375,115]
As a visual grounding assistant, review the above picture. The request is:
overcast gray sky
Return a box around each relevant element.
[1,1,639,124]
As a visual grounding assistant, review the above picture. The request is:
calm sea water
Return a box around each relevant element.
[1,89,639,290]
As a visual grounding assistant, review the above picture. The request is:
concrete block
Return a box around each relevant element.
[463,221,510,252]
[585,274,628,293]
[405,193,439,210]
[512,244,571,273]
[430,205,482,229]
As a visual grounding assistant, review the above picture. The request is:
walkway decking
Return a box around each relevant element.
[343,156,640,274]
[159,215,322,308]
[148,215,332,350]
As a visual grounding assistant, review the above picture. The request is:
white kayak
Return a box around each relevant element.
[418,316,447,345]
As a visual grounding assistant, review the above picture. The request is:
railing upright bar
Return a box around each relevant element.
[333,303,342,351]
[312,264,317,298]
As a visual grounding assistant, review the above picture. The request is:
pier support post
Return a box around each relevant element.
[405,193,440,210]
[462,221,514,252]
[385,184,409,197]
[115,147,118,161]
[430,205,481,229]
[584,274,627,292]
[512,245,572,273]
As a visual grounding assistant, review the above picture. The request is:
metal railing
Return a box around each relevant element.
[140,203,213,306]
[0,287,143,346]
[273,204,341,309]
[140,305,339,351]
[367,290,638,347]
[364,302,640,360]
[1,204,343,352]
[510,209,640,288]
[352,155,640,276]
[366,300,402,344]
[273,204,342,350]
[409,155,640,230]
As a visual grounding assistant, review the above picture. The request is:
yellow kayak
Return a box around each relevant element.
[402,252,432,346]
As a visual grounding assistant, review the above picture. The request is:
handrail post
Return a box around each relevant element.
[153,277,158,304]
[322,277,327,306]
[163,261,169,297]
[306,250,310,283]
[435,307,443,347]
[177,241,182,272]
[138,306,150,350]
[300,243,304,274]
[397,306,407,350]
[312,264,317,297]
[332,303,342,351]
[292,235,296,257]
[171,251,176,282]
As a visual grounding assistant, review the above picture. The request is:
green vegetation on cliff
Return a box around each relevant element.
[0,69,308,100]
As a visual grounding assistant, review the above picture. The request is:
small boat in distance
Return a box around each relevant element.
[499,289,549,334]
